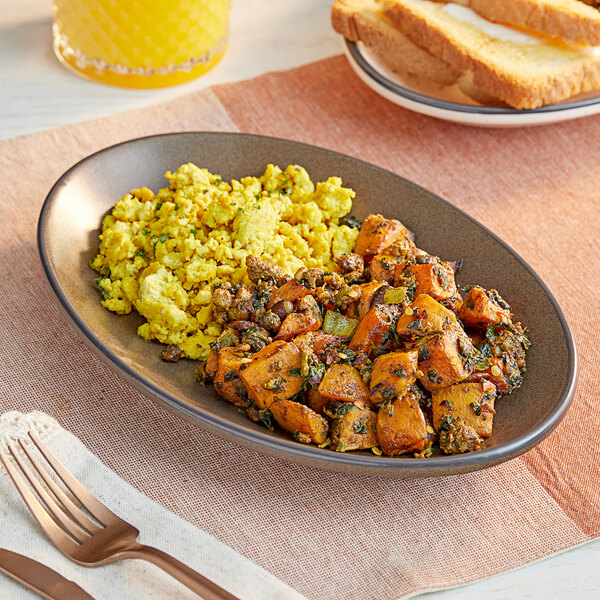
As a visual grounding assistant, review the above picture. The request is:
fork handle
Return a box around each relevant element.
[128,544,241,600]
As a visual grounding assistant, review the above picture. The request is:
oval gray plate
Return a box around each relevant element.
[38,132,577,478]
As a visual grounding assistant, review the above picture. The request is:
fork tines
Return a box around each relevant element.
[0,433,105,548]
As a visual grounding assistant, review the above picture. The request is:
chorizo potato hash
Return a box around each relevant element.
[92,165,529,457]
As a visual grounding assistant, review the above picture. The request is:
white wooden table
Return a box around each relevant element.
[1,1,598,598]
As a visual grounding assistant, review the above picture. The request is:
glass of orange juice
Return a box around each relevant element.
[52,0,231,89]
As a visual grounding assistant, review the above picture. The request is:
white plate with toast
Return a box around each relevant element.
[344,39,600,128]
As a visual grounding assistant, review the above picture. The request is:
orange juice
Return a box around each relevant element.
[52,0,231,89]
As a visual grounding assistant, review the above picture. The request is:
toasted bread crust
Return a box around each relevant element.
[430,0,600,45]
[385,0,600,108]
[331,0,461,85]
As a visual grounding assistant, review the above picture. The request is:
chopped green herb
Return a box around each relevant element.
[236,208,244,217]
[380,386,396,400]
[156,202,163,210]
[340,215,362,229]
[190,229,197,235]
[338,403,354,416]
[470,402,482,416]
[141,228,150,235]
[418,345,431,361]
[224,370,238,382]
[353,421,368,434]
[136,248,149,260]
[258,409,274,430]
[158,234,169,244]
[95,275,110,299]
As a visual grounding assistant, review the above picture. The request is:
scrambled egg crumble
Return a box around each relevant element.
[90,164,359,360]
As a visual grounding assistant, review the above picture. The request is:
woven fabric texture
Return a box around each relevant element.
[0,56,598,600]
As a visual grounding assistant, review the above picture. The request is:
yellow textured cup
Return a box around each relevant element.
[52,0,231,89]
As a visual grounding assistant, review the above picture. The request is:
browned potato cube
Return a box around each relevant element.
[239,341,303,410]
[326,403,378,452]
[270,398,329,445]
[354,214,413,256]
[370,350,418,404]
[348,305,395,356]
[318,363,371,407]
[458,286,511,328]
[344,281,388,318]
[376,392,429,455]
[205,348,219,380]
[214,347,250,407]
[396,294,458,338]
[406,262,458,301]
[293,331,343,363]
[417,330,473,391]
[306,386,329,415]
[275,312,320,341]
[432,381,496,438]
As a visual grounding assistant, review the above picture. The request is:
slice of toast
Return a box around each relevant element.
[332,0,505,104]
[384,0,600,108]
[429,0,600,45]
[332,0,461,85]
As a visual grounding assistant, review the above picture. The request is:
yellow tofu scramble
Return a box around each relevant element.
[90,163,359,360]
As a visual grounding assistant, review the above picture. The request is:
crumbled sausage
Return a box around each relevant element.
[294,267,325,288]
[212,287,233,309]
[246,255,290,287]
[161,344,182,362]
[337,252,364,275]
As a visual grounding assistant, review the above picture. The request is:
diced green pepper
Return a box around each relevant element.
[384,287,409,305]
[322,310,359,338]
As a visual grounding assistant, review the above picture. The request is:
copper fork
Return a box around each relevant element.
[0,432,239,600]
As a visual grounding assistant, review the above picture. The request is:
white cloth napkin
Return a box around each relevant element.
[0,411,307,600]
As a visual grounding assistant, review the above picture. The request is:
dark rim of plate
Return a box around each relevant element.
[346,40,600,115]
[37,131,578,474]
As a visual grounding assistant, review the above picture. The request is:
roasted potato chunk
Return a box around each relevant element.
[417,330,474,391]
[406,262,458,302]
[354,214,413,256]
[344,281,389,319]
[213,347,251,407]
[458,286,511,328]
[205,348,219,380]
[306,386,329,414]
[396,294,458,339]
[275,312,320,341]
[348,305,396,356]
[270,399,329,445]
[325,403,378,452]
[318,363,371,407]
[239,341,304,410]
[369,350,418,404]
[376,391,429,456]
[432,381,496,439]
